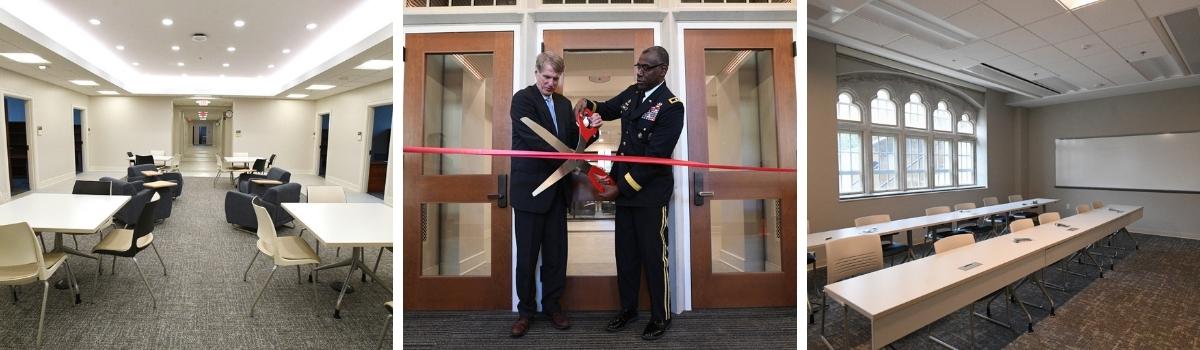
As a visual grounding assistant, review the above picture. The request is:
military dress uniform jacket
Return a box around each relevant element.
[584,84,684,207]
[510,85,594,214]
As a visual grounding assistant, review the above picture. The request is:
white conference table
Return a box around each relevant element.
[283,202,392,319]
[809,198,1059,255]
[823,204,1142,349]
[224,156,263,167]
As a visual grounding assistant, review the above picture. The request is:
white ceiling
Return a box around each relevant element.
[0,0,393,96]
[811,0,1200,103]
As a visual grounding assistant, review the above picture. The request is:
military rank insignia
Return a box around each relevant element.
[642,102,662,122]
[620,99,632,113]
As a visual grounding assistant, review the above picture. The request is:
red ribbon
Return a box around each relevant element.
[403,146,797,173]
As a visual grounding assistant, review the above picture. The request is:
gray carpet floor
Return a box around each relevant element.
[0,178,393,349]
[404,308,797,349]
[806,232,1200,349]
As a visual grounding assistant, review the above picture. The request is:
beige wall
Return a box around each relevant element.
[1026,85,1200,240]
[314,80,393,192]
[88,96,174,172]
[229,99,316,173]
[0,67,89,199]
[807,38,1021,250]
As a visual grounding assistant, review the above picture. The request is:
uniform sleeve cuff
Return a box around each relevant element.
[624,173,642,191]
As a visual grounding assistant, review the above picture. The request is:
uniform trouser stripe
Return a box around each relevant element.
[659,205,670,320]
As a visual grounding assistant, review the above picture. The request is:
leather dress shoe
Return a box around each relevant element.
[510,317,531,338]
[605,309,638,332]
[641,319,670,340]
[548,311,571,330]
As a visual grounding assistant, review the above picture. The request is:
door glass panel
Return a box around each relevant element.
[420,203,492,276]
[710,198,782,273]
[703,49,778,171]
[423,53,495,175]
[561,49,634,276]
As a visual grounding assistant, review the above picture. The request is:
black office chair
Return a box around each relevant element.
[250,158,267,175]
[92,190,166,309]
[126,152,135,166]
[134,155,155,166]
[67,180,113,248]
[266,154,277,170]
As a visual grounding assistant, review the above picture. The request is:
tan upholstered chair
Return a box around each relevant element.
[1037,212,1061,224]
[934,233,975,254]
[377,301,393,349]
[246,199,321,317]
[1076,204,1092,215]
[1091,200,1104,209]
[1010,218,1035,233]
[303,186,348,266]
[0,222,80,347]
[819,234,884,348]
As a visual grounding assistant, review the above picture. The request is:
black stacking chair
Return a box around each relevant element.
[126,151,135,166]
[92,190,166,309]
[69,180,113,248]
[251,158,267,175]
[134,155,155,166]
[266,154,277,170]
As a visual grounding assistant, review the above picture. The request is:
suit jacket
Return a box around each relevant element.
[510,85,584,214]
[585,83,684,207]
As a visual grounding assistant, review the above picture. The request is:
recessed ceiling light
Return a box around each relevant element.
[115,45,125,50]
[177,62,185,67]
[97,90,119,95]
[287,93,309,98]
[131,62,139,66]
[1,53,51,64]
[306,84,335,90]
[267,64,275,69]
[219,74,225,78]
[37,65,46,70]
[88,18,101,25]
[161,18,173,26]
[1058,0,1104,10]
[171,45,180,51]
[227,46,236,52]
[281,49,291,54]
[305,23,317,30]
[70,80,99,86]
[354,59,393,70]
[233,19,245,28]
[182,73,188,77]
[222,63,229,67]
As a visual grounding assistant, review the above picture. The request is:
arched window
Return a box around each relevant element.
[870,89,897,125]
[933,101,953,132]
[904,93,926,129]
[957,114,974,134]
[836,92,861,121]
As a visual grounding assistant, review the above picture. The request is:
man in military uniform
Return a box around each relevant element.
[573,46,684,340]
[509,51,595,337]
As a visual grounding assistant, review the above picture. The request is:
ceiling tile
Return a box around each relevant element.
[927,53,981,70]
[1058,67,1113,89]
[1137,0,1200,17]
[1098,20,1160,48]
[954,41,1012,61]
[1097,62,1148,84]
[832,16,906,46]
[988,28,1049,52]
[1116,39,1170,60]
[1027,12,1094,43]
[1020,45,1074,65]
[987,55,1037,71]
[1077,48,1129,70]
[1054,34,1112,57]
[1073,0,1146,32]
[946,4,1019,38]
[984,0,1067,25]
[885,36,947,59]
[904,0,980,19]
[1040,58,1089,72]
[1012,65,1057,80]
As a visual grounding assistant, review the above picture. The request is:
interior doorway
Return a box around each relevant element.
[318,113,330,177]
[4,96,31,195]
[367,104,392,199]
[73,108,84,174]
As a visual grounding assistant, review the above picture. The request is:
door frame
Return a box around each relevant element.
[1,92,37,197]
[538,26,658,311]
[72,106,87,173]
[403,29,517,310]
[679,26,797,308]
[314,111,331,177]
[360,100,394,193]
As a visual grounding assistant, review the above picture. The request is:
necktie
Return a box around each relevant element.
[545,97,558,136]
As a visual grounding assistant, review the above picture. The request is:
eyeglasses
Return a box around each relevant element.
[633,63,665,72]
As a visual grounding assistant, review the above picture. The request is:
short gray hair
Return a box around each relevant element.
[535,51,564,74]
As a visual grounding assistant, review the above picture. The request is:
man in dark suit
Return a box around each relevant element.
[573,46,684,340]
[509,51,596,338]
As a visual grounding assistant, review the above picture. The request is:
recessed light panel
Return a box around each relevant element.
[161,18,173,26]
[1058,0,1103,10]
[1,53,51,64]
[287,93,309,98]
[70,80,99,86]
[354,59,393,70]
[305,84,335,90]
[97,90,119,95]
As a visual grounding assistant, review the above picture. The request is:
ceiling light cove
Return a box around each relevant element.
[354,59,392,70]
[0,52,50,64]
[70,80,98,86]
[287,93,308,98]
[97,90,118,95]
[306,84,335,90]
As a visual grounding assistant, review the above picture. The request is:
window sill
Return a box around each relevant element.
[838,186,987,202]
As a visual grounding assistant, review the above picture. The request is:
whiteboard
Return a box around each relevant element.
[1056,132,1200,193]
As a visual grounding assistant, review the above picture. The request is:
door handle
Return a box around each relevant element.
[693,172,714,206]
[487,174,508,208]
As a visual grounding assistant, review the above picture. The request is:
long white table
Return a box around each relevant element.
[822,204,1142,349]
[224,156,263,167]
[128,155,173,165]
[808,198,1058,254]
[282,202,392,319]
